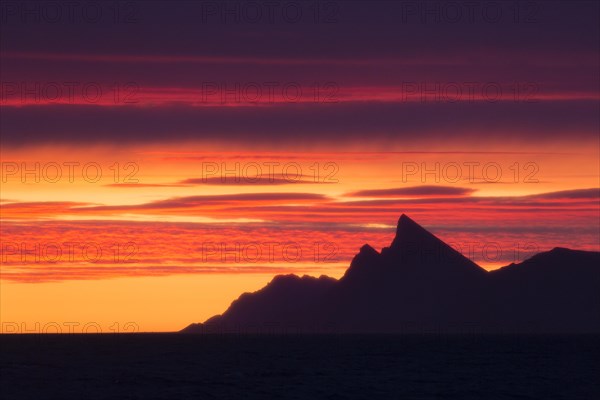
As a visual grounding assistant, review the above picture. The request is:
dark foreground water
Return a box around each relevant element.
[1,334,599,399]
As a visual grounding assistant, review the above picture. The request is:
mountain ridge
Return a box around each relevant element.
[182,215,600,334]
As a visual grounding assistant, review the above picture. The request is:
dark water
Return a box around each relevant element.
[1,334,599,399]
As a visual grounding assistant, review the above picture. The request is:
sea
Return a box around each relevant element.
[1,334,599,399]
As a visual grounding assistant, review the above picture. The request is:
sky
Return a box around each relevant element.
[0,0,599,333]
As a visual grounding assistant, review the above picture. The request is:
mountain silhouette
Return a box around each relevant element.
[182,215,600,334]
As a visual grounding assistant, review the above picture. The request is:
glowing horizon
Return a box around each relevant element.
[1,1,599,333]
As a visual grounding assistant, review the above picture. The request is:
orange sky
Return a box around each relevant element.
[1,144,599,332]
[1,1,599,333]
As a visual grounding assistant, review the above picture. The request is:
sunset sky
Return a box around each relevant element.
[1,1,598,332]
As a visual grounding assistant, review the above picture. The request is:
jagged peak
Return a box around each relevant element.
[182,213,599,334]
[270,274,301,283]
[341,244,382,281]
[389,214,486,274]
[359,244,379,255]
[549,247,572,253]
[398,213,413,225]
[391,214,443,250]
[394,214,432,240]
[269,274,336,287]
[525,247,599,264]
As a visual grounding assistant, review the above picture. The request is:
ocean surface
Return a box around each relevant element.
[1,334,599,399]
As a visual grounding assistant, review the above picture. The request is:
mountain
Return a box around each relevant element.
[182,215,600,334]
